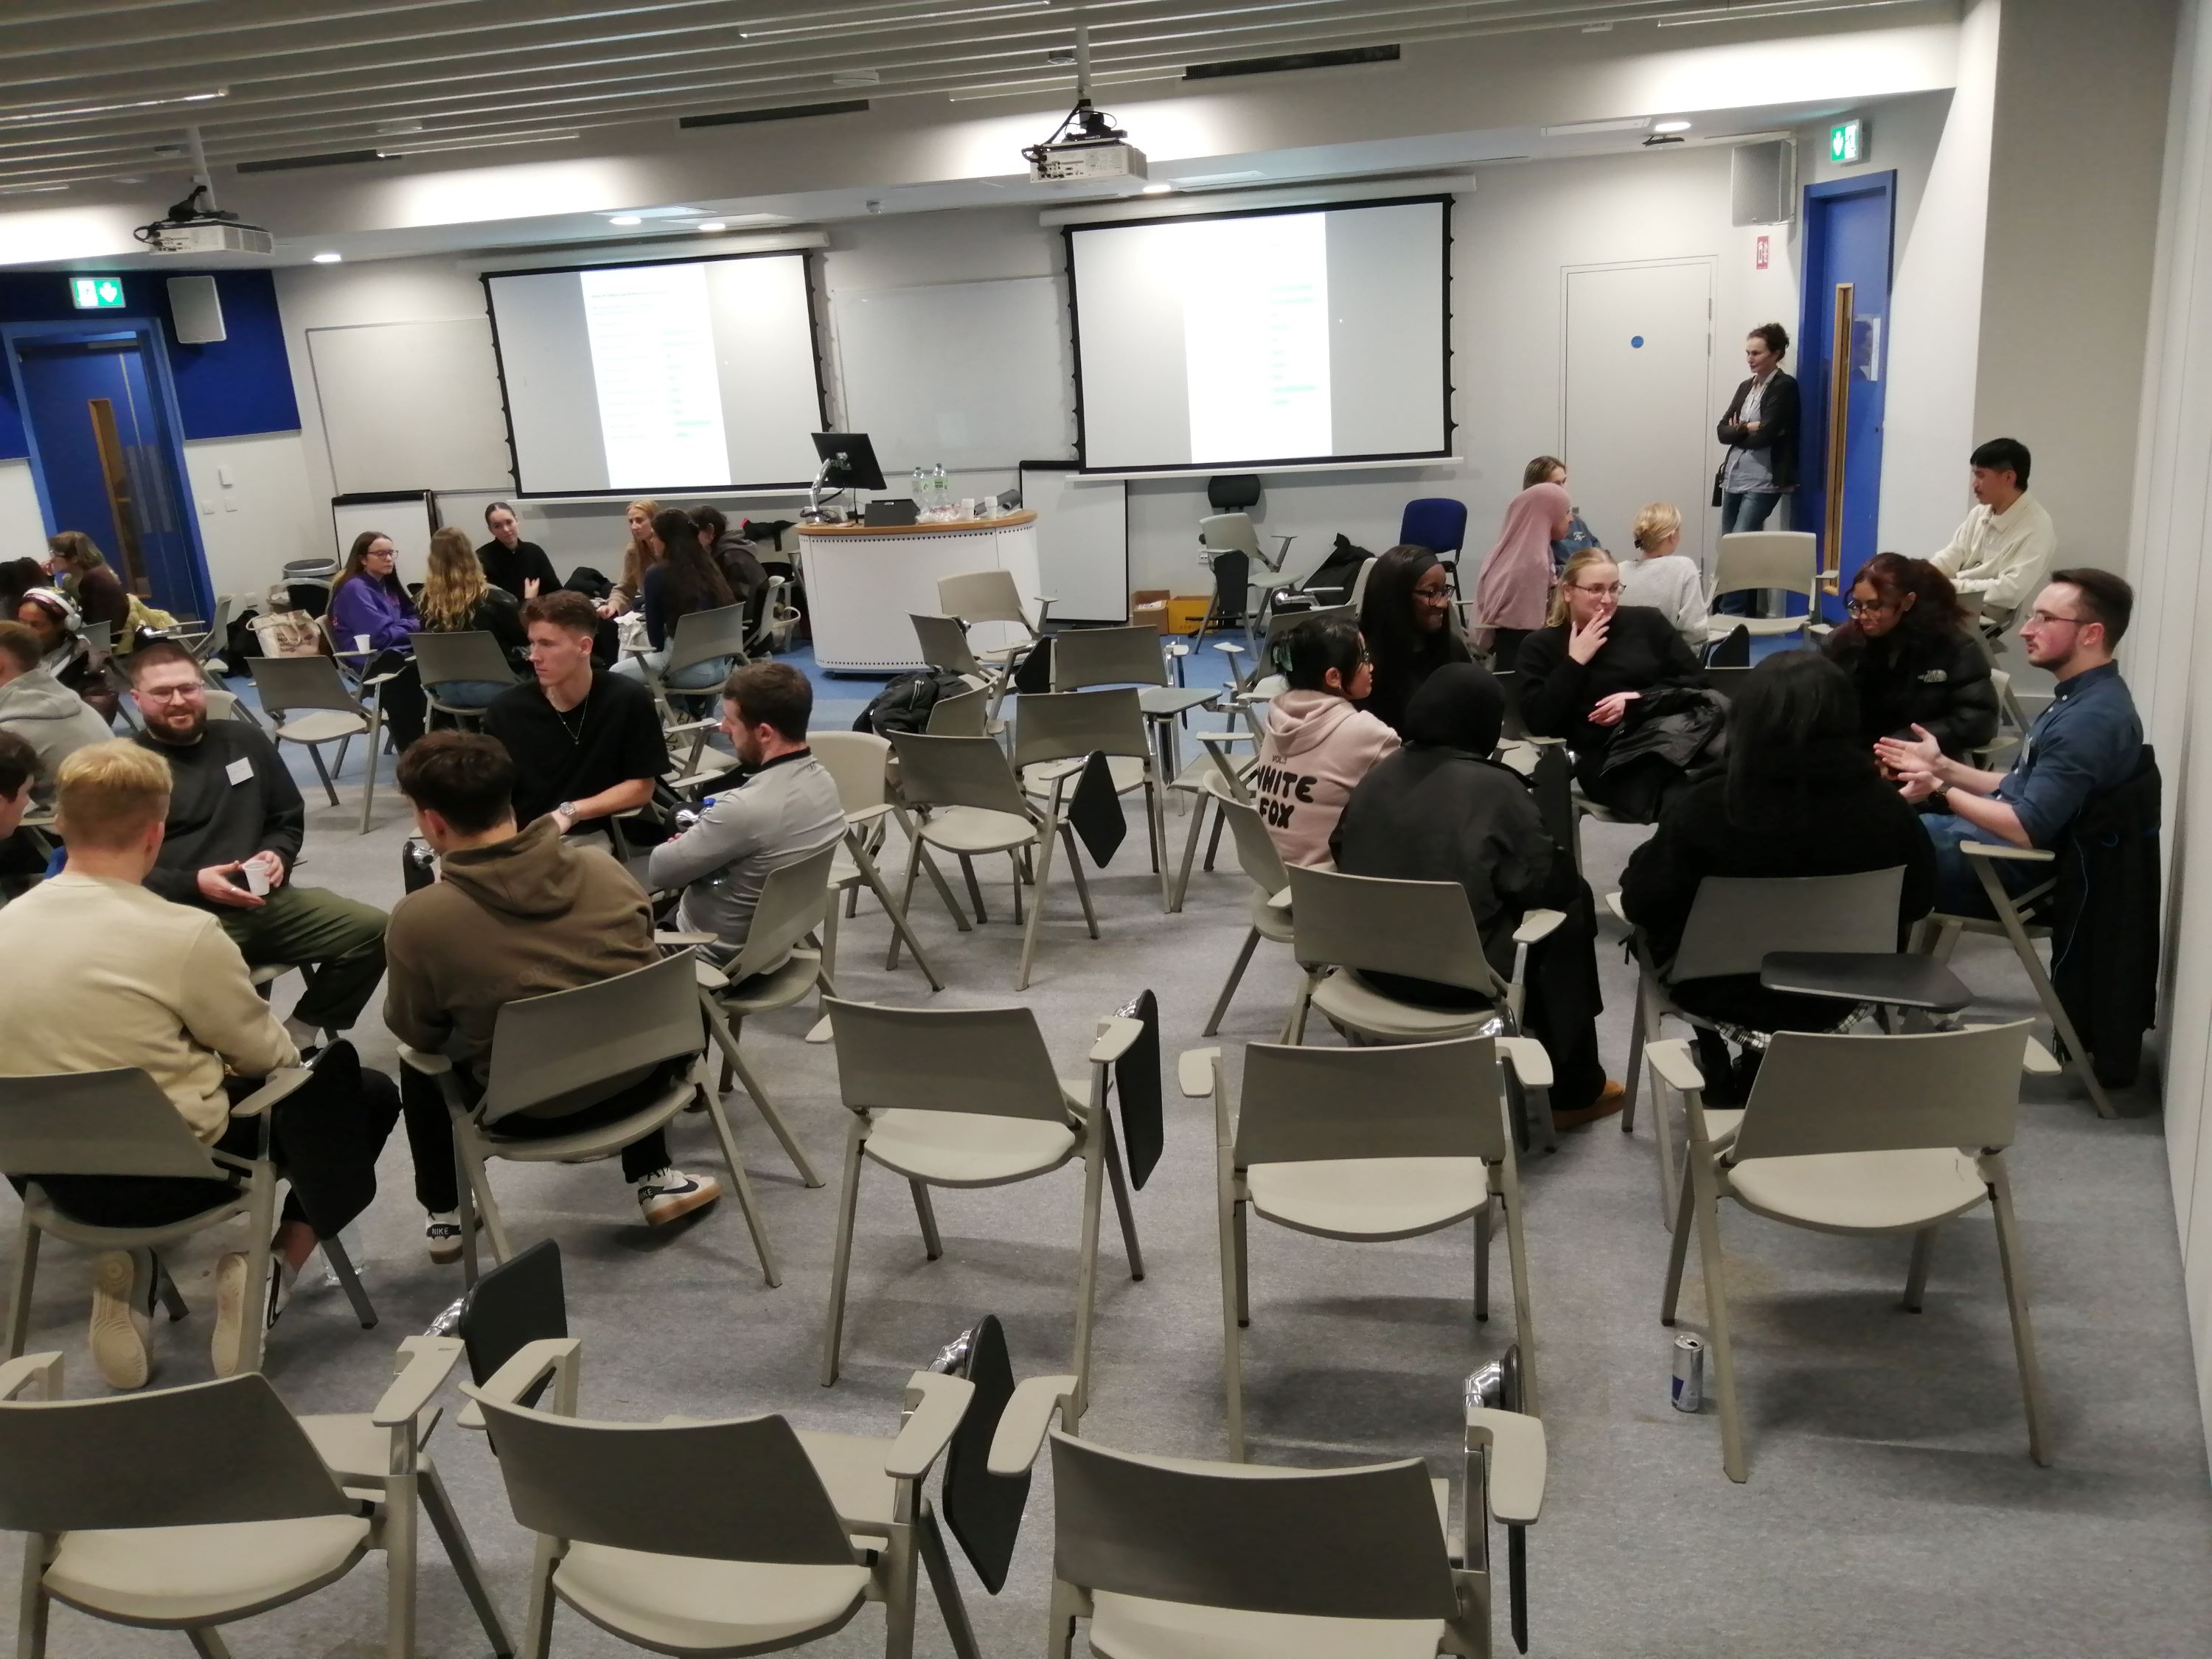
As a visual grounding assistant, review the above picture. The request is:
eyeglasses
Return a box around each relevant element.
[2025,610,2085,629]
[138,684,204,703]
[1844,597,1895,617]
[1573,583,1624,599]
[1413,585,1452,603]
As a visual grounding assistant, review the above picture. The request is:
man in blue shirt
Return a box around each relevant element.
[1877,568,2141,916]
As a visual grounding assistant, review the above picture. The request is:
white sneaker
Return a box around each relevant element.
[425,1212,463,1265]
[636,1167,722,1226]
[88,1248,153,1391]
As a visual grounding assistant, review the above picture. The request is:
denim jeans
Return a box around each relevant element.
[1921,810,2042,919]
[429,679,511,710]
[1714,490,1784,616]
[613,649,731,691]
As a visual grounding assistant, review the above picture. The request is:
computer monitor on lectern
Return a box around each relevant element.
[810,431,886,493]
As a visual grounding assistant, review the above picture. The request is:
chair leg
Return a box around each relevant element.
[917,1501,983,1659]
[237,1170,279,1375]
[1071,1133,1107,1420]
[1987,1162,2054,1466]
[1903,1227,1937,1312]
[1661,1166,1696,1324]
[700,1087,781,1287]
[358,700,386,835]
[1219,1178,1247,1462]
[420,1459,516,1658]
[1621,969,1652,1135]
[1651,1040,1683,1231]
[1474,1205,1489,1323]
[851,831,944,992]
[1233,1198,1250,1328]
[1103,1123,1144,1281]
[821,1120,866,1386]
[1285,971,1320,1045]
[703,999,823,1188]
[909,1180,943,1260]
[457,1129,514,1267]
[187,1627,235,1658]
[17,1536,51,1659]
[958,854,988,925]
[1499,1160,1541,1419]
[305,741,341,808]
[1017,824,1059,992]
[321,1236,378,1329]
[383,1458,418,1659]
[454,1142,483,1289]
[1688,1172,1747,1482]
[1203,928,1262,1037]
[880,1518,920,1659]
[1006,849,1025,925]
[902,815,972,933]
[1147,779,1173,911]
[1060,824,1100,939]
[1204,802,1228,872]
[154,1257,188,1322]
[520,1536,560,1659]
[1978,868,2117,1118]
[1171,795,1210,912]
[5,1214,38,1360]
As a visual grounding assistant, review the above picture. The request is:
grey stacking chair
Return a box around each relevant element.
[1284,867,1563,1138]
[938,568,1048,720]
[1609,867,1906,1228]
[925,683,991,737]
[0,1335,512,1659]
[1916,842,2115,1118]
[1704,531,1818,641]
[408,627,519,731]
[397,949,780,1287]
[679,839,841,1189]
[1167,710,1267,911]
[0,1066,373,1380]
[1186,1037,1543,1460]
[465,1334,977,1659]
[1200,793,1295,1037]
[807,730,946,992]
[636,602,747,725]
[747,573,804,656]
[1050,623,1219,782]
[1211,600,1355,695]
[890,729,1099,991]
[910,611,989,683]
[1649,1020,2051,1483]
[1015,686,1173,911]
[248,652,399,835]
[989,1371,1545,1659]
[818,998,1144,1413]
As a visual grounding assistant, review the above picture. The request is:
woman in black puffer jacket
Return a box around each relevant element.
[1823,552,1999,759]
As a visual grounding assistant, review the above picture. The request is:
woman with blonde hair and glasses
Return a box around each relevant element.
[1514,547,1714,818]
[1615,501,1708,650]
[416,526,525,713]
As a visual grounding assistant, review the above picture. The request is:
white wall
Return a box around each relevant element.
[182,432,322,602]
[0,459,39,558]
[2126,0,2212,1461]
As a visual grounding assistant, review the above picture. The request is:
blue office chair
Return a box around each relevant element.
[1399,498,1470,595]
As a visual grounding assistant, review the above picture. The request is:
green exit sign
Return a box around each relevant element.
[69,276,125,310]
[1829,118,1867,164]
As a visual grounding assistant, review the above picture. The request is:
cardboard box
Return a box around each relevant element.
[1166,595,1213,634]
[1130,588,1171,633]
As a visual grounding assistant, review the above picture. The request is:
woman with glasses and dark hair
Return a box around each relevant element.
[1822,552,1998,759]
[1623,650,1935,1099]
[1252,614,1399,866]
[1514,548,1712,818]
[1357,544,1472,733]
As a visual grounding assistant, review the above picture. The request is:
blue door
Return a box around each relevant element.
[1795,173,1895,617]
[13,330,208,620]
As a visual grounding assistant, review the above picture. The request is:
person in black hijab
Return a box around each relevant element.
[1334,661,1619,1125]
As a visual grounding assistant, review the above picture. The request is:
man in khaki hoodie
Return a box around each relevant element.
[385,731,722,1262]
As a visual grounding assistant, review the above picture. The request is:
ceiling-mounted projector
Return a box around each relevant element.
[1024,99,1146,183]
[135,183,274,257]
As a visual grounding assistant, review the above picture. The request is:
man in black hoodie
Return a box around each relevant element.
[1332,663,1619,1124]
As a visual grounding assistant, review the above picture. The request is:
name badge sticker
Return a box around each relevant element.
[226,757,254,786]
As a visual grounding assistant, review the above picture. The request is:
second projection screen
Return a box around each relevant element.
[485,252,822,495]
[1068,197,1449,472]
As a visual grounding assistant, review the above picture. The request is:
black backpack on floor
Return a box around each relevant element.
[855,669,970,737]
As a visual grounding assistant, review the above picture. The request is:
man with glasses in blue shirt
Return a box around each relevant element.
[1877,568,2140,916]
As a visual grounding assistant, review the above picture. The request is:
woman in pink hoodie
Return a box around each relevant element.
[1253,616,1401,866]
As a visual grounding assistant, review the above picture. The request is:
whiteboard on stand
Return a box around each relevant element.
[1021,463,1127,624]
[832,277,1069,473]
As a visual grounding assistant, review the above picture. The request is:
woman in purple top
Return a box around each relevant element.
[326,530,427,748]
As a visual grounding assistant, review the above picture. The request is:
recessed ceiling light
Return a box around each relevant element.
[1653,119,1693,133]
[311,251,342,263]
[608,214,642,226]
[1140,183,1173,195]
[696,220,727,232]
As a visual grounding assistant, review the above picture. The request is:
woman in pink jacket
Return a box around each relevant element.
[1253,616,1401,866]
[1472,479,1573,668]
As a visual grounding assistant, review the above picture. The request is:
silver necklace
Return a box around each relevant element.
[552,685,590,744]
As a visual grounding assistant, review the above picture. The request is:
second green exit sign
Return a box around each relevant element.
[69,276,125,310]
[1829,118,1867,164]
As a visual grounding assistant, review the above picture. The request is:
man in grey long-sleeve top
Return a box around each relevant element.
[647,661,844,967]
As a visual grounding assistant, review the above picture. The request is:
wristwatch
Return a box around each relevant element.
[554,801,579,825]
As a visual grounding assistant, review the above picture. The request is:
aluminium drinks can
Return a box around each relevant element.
[1671,1333,1705,1413]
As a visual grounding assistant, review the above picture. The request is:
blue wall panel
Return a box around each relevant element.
[0,268,297,459]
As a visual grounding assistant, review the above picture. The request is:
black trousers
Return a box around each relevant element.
[399,1060,681,1214]
[25,1048,400,1236]
[365,650,426,749]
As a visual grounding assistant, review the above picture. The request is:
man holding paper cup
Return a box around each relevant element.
[127,641,389,1048]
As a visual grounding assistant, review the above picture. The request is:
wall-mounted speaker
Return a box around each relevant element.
[1731,139,1797,228]
[166,274,226,344]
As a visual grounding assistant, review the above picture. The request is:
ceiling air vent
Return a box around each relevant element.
[235,150,386,174]
[1184,44,1399,82]
[681,100,870,130]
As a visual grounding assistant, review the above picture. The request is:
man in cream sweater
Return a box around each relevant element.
[1928,437,2057,630]
[0,742,335,1388]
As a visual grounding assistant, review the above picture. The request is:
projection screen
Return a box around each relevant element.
[1066,195,1451,473]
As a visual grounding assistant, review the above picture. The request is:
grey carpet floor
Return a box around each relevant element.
[7,708,2210,1659]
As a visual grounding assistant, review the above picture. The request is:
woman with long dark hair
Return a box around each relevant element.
[1823,552,1999,758]
[1621,650,1935,1099]
[326,529,427,747]
[613,507,737,692]
[1357,544,1472,732]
